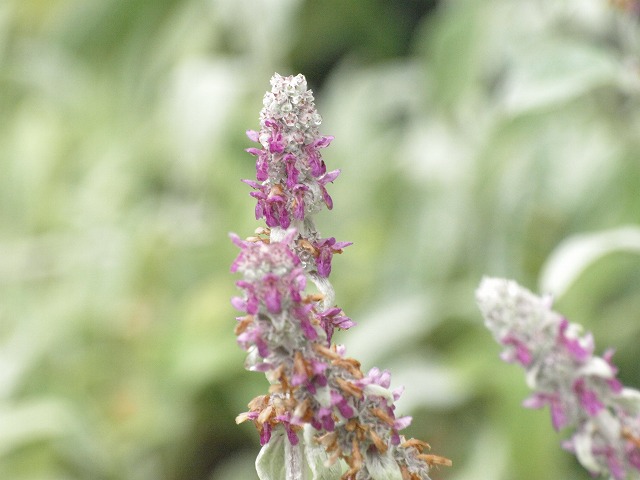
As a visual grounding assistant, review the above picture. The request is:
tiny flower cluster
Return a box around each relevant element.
[232,73,450,480]
[243,73,340,230]
[476,277,640,479]
[243,74,351,278]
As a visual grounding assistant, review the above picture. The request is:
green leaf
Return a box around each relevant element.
[502,38,620,113]
[539,226,640,298]
[0,399,73,457]
[303,425,342,480]
[255,426,342,480]
[255,430,286,480]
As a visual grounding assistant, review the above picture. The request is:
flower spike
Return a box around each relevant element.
[476,277,640,479]
[231,74,449,479]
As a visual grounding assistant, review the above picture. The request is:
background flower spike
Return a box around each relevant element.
[476,277,640,480]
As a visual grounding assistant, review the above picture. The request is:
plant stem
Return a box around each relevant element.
[285,439,305,480]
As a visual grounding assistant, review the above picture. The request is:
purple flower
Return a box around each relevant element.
[357,367,392,389]
[243,180,291,228]
[264,119,285,153]
[275,411,300,445]
[313,237,352,277]
[310,357,328,379]
[305,136,333,177]
[292,303,318,341]
[233,280,258,314]
[317,169,340,210]
[558,318,593,362]
[501,334,533,366]
[314,406,335,431]
[236,323,269,358]
[394,415,413,431]
[314,135,334,149]
[260,425,272,445]
[523,392,568,430]
[628,446,640,471]
[261,273,281,313]
[330,390,354,418]
[287,267,306,303]
[245,144,269,181]
[282,153,299,189]
[291,184,307,221]
[317,307,355,343]
[573,378,604,416]
[246,129,259,142]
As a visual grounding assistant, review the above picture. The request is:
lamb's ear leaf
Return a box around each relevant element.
[364,448,404,480]
[304,425,342,480]
[539,226,640,298]
[255,430,285,480]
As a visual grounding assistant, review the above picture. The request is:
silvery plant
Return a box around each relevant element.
[230,74,451,480]
[476,278,640,479]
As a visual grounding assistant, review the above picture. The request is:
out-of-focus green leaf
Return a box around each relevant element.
[0,400,72,457]
[501,38,621,113]
[540,226,640,298]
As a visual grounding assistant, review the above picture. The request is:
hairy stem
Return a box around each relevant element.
[285,440,305,480]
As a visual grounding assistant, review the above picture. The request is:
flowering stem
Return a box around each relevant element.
[284,440,305,480]
[231,73,450,480]
[476,277,640,479]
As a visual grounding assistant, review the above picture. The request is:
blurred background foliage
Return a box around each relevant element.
[1,0,640,479]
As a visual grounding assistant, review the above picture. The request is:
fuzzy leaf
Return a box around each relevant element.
[303,425,342,480]
[255,430,286,480]
[539,226,640,298]
[365,449,403,480]
[502,38,620,113]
